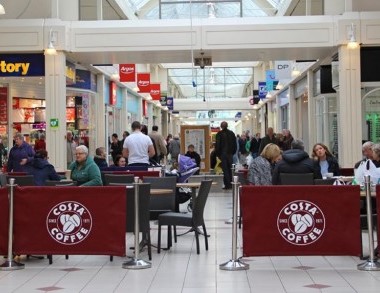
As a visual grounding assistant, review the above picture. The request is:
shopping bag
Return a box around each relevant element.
[354,159,380,185]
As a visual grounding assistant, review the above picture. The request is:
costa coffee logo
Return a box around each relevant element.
[138,80,149,86]
[46,201,92,245]
[277,200,325,246]
[120,66,134,74]
[150,89,160,95]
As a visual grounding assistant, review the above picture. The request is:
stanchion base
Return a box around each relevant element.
[0,260,25,271]
[357,260,380,271]
[122,258,151,270]
[219,259,249,271]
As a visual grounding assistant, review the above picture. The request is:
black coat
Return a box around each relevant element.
[314,155,340,176]
[215,128,237,157]
[272,149,322,185]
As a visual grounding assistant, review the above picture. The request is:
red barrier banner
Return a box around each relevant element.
[241,185,361,256]
[13,186,126,256]
[0,188,9,255]
[119,64,135,82]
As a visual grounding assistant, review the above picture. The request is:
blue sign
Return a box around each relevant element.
[67,69,97,91]
[0,54,45,77]
[167,97,173,110]
[258,81,267,99]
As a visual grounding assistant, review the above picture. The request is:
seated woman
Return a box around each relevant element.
[114,154,127,167]
[248,143,281,185]
[94,147,108,168]
[25,150,61,186]
[69,145,103,186]
[312,143,340,177]
[185,144,201,175]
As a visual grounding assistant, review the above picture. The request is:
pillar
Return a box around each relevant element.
[337,45,362,167]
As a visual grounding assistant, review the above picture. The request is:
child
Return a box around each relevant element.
[185,144,201,175]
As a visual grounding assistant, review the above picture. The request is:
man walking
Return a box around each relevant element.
[215,121,237,190]
[123,121,155,166]
[149,125,167,163]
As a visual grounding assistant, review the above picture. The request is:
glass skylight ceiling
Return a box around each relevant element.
[167,66,254,99]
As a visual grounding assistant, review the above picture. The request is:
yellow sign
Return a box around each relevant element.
[0,61,30,75]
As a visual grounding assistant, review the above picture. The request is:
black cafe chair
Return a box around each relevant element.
[279,173,314,185]
[104,174,135,186]
[314,178,336,185]
[5,175,35,186]
[157,180,212,254]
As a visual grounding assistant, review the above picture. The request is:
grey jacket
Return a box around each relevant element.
[248,156,273,185]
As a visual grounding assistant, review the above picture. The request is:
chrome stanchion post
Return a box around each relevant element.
[358,175,380,271]
[219,176,249,271]
[122,177,151,269]
[1,178,25,270]
[225,164,237,224]
[161,164,166,177]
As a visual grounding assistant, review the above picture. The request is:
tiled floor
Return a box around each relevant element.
[0,191,379,293]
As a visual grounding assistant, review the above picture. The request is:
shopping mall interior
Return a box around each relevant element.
[1,1,380,292]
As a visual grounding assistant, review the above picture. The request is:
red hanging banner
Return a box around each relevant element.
[119,64,135,82]
[150,83,161,101]
[13,186,126,256]
[137,73,151,93]
[109,81,117,105]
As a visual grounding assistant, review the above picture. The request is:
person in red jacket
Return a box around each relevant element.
[34,133,46,151]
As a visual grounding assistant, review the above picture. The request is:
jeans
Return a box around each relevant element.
[220,153,233,188]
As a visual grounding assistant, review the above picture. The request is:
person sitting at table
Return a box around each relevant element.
[114,154,127,167]
[94,147,108,169]
[185,144,201,175]
[248,143,281,185]
[272,139,321,185]
[312,143,340,177]
[25,150,61,186]
[69,145,103,186]
[354,141,380,168]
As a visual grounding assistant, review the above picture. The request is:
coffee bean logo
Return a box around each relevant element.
[277,200,325,246]
[46,201,92,245]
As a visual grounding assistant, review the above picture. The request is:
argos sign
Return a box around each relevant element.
[0,54,45,76]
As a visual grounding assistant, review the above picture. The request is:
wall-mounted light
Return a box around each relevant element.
[44,29,57,56]
[291,65,300,78]
[347,23,359,50]
[0,3,5,15]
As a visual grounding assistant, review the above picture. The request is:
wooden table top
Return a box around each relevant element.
[150,188,173,195]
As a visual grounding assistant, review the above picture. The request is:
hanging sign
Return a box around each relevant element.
[137,73,150,93]
[119,64,135,82]
[150,83,161,101]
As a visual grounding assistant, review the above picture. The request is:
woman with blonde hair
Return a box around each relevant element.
[248,143,282,185]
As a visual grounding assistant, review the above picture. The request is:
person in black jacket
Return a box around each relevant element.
[312,143,340,177]
[215,121,237,190]
[25,150,61,186]
[272,139,321,185]
[185,144,201,175]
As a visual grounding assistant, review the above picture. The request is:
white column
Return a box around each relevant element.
[96,74,106,150]
[307,70,316,154]
[45,52,67,172]
[288,84,297,136]
[337,45,362,168]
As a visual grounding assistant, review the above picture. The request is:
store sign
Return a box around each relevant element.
[67,69,97,91]
[167,97,173,110]
[275,60,292,80]
[137,73,150,93]
[119,64,135,82]
[0,54,44,76]
[109,81,117,105]
[258,81,267,99]
[0,87,7,124]
[66,61,76,85]
[266,70,278,91]
[150,83,161,101]
[160,96,167,107]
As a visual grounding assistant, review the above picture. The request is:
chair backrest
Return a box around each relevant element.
[235,171,249,185]
[144,176,177,218]
[192,180,213,227]
[6,175,35,186]
[45,180,77,186]
[314,178,336,185]
[104,174,135,185]
[279,173,314,185]
[125,183,151,233]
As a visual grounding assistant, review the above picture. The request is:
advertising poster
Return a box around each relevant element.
[184,129,205,159]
